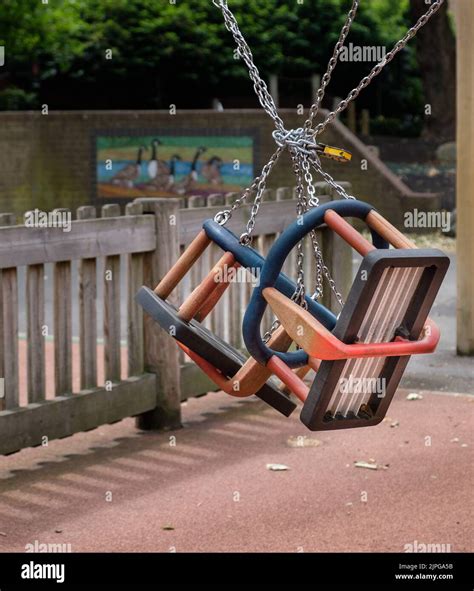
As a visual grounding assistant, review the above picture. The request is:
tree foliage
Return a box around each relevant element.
[0,0,434,132]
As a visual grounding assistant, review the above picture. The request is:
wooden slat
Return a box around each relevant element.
[1,268,19,409]
[136,198,182,430]
[126,202,145,376]
[0,214,17,411]
[102,204,122,383]
[0,374,156,455]
[54,260,72,395]
[77,206,98,390]
[0,216,155,268]
[27,264,46,403]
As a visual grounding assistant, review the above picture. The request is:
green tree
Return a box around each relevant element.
[0,0,435,136]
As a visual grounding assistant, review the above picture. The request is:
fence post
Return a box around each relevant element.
[134,198,182,430]
[0,214,17,412]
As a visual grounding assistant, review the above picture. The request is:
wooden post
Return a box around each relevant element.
[102,204,122,383]
[77,205,98,390]
[134,198,182,430]
[361,109,370,136]
[456,0,474,354]
[0,213,18,411]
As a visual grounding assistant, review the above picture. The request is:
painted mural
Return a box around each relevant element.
[96,134,254,199]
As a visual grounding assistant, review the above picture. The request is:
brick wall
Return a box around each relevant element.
[0,109,439,228]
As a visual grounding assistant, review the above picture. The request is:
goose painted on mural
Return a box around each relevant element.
[173,146,208,194]
[201,155,224,185]
[148,139,170,179]
[111,145,147,188]
[142,154,182,192]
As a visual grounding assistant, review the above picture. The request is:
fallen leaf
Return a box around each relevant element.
[54,529,62,534]
[390,420,400,428]
[450,437,460,443]
[406,393,423,401]
[162,525,174,531]
[0,532,6,537]
[266,463,289,471]
[354,461,378,470]
[461,443,468,448]
[287,436,322,448]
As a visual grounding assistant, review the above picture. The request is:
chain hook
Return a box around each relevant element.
[239,232,252,246]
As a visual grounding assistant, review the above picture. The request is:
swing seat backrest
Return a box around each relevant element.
[299,248,449,430]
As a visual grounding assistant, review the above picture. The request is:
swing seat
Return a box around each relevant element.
[136,287,296,416]
[242,199,450,431]
[136,219,337,417]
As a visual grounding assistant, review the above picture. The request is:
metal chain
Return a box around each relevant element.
[300,154,345,308]
[305,0,360,131]
[310,153,356,200]
[212,0,444,309]
[212,0,284,132]
[312,0,445,137]
[239,146,284,245]
[291,152,308,309]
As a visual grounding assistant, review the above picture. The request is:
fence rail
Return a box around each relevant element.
[0,185,352,455]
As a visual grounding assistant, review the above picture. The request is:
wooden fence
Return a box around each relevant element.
[0,184,352,455]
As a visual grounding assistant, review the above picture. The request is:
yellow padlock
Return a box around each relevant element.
[317,143,352,163]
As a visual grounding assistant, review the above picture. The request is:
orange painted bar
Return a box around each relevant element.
[154,230,211,299]
[177,342,233,393]
[366,210,416,249]
[178,251,235,322]
[195,262,241,322]
[324,209,375,256]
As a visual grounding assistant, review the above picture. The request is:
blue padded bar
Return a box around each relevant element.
[242,199,382,367]
[203,220,337,329]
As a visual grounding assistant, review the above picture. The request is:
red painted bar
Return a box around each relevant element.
[267,356,309,403]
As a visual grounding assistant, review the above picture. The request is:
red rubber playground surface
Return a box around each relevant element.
[0,385,472,553]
